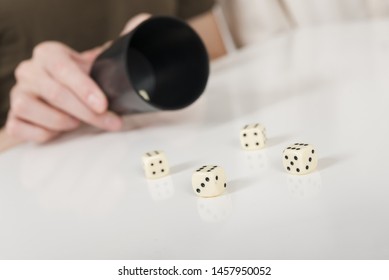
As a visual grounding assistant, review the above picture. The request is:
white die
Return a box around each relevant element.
[282,143,318,175]
[192,165,227,198]
[240,123,267,150]
[142,151,170,179]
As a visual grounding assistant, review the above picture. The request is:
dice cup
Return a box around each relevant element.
[90,16,210,114]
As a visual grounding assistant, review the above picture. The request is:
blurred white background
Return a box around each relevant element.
[217,0,389,47]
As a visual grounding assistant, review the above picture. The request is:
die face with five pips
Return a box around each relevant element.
[142,151,170,179]
[282,143,318,175]
[192,165,227,198]
[240,123,267,150]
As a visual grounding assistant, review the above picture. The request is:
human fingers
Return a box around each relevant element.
[32,42,108,113]
[5,115,58,143]
[15,52,122,131]
[10,87,80,132]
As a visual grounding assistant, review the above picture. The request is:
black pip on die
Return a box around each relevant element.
[282,143,318,175]
[142,151,170,179]
[240,123,267,150]
[192,165,227,198]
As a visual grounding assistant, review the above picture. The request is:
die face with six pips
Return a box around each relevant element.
[142,151,170,179]
[192,165,227,198]
[282,143,318,175]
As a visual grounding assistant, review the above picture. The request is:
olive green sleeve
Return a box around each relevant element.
[0,79,11,128]
[175,0,215,20]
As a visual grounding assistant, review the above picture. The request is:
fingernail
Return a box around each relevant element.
[104,114,122,131]
[87,93,104,112]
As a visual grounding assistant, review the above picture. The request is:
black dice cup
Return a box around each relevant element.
[90,16,210,114]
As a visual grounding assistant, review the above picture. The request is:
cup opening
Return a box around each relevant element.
[126,17,209,110]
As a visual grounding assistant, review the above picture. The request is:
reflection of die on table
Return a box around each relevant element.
[192,165,227,198]
[197,194,233,223]
[243,150,268,172]
[147,175,174,201]
[240,123,267,151]
[286,173,322,199]
[282,143,318,175]
[142,150,170,179]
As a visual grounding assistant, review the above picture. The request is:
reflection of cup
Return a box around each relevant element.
[197,194,233,223]
[147,175,175,201]
[286,173,322,199]
[91,16,209,114]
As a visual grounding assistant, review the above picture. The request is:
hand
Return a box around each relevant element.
[5,13,150,143]
[6,42,121,143]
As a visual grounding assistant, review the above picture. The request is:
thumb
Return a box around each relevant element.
[79,13,151,71]
[120,13,151,36]
[80,45,108,62]
[80,13,151,60]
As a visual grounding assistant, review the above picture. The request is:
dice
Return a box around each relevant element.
[142,150,170,179]
[282,143,318,175]
[240,123,267,150]
[192,165,227,198]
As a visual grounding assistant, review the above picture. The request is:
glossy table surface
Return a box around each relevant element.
[1,20,389,259]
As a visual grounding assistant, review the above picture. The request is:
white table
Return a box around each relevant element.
[1,19,389,260]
